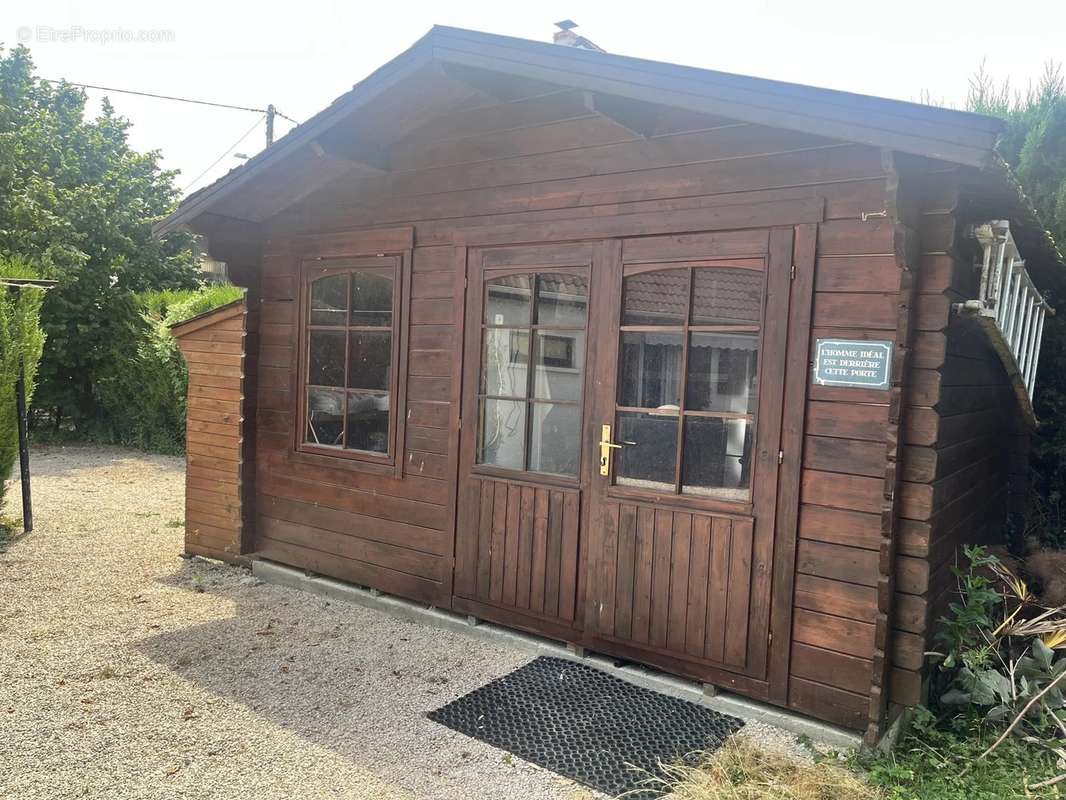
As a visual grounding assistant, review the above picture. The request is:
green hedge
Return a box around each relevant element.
[81,284,243,455]
[0,260,46,513]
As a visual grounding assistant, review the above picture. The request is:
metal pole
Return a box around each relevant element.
[15,327,32,533]
[266,103,275,146]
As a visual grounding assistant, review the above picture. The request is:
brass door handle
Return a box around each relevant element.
[599,424,624,476]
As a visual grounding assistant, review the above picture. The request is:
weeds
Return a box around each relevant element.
[0,512,21,551]
[858,709,1058,799]
[642,738,877,799]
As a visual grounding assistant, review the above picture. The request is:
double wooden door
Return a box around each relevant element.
[454,227,808,689]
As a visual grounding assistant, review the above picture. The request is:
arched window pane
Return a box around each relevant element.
[485,274,532,325]
[622,270,687,326]
[350,272,393,327]
[536,273,588,326]
[691,268,763,325]
[310,274,348,325]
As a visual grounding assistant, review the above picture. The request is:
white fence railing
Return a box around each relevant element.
[956,220,1053,412]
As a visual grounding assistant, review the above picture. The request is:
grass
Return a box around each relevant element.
[641,737,879,799]
[857,711,1060,800]
[654,710,1061,800]
[0,513,21,551]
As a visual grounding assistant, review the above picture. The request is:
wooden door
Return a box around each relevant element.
[453,242,603,632]
[584,228,801,685]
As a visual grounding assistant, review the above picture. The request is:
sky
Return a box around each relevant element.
[5,0,1064,197]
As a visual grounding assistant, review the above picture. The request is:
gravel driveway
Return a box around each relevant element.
[0,445,597,800]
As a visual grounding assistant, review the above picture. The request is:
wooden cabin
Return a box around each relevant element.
[157,26,1064,743]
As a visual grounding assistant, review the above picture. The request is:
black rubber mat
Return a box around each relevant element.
[428,655,743,798]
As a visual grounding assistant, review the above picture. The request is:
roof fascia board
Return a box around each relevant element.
[429,36,994,167]
[154,39,434,237]
[432,26,1002,137]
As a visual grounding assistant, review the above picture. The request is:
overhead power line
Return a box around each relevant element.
[183,115,265,193]
[40,78,299,124]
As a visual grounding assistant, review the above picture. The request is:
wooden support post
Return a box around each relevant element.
[15,352,32,533]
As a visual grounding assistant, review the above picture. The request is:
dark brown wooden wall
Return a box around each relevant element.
[173,300,249,563]
[890,158,1020,715]
[229,82,1016,731]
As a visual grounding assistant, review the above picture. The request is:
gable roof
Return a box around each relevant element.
[156,25,1012,239]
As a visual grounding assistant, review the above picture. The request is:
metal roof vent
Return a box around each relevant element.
[553,21,605,52]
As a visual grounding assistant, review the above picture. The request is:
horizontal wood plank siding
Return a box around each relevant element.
[251,97,909,730]
[890,157,1022,712]
[174,302,247,563]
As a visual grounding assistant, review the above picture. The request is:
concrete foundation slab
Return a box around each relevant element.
[251,557,861,750]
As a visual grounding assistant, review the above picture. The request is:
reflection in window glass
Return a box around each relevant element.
[478,398,527,470]
[691,268,763,325]
[622,270,688,325]
[529,403,581,476]
[681,417,752,499]
[485,274,532,326]
[533,331,584,402]
[308,330,346,387]
[619,332,682,409]
[685,333,758,414]
[481,329,529,398]
[349,273,393,327]
[613,265,764,501]
[306,388,344,447]
[310,274,348,325]
[305,265,396,457]
[615,410,678,492]
[347,331,391,391]
[477,269,588,476]
[536,274,588,326]
[346,391,390,453]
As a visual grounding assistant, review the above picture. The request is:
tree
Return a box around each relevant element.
[969,64,1066,543]
[0,258,46,514]
[0,44,198,431]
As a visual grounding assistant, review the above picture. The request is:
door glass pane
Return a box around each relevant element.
[308,330,346,387]
[622,270,688,325]
[306,388,344,447]
[347,331,391,391]
[346,391,389,453]
[615,410,678,492]
[482,328,529,398]
[619,332,682,409]
[309,274,347,325]
[536,273,588,326]
[682,417,753,499]
[691,268,764,325]
[349,272,393,327]
[686,332,759,414]
[533,331,584,402]
[529,403,581,476]
[478,399,527,469]
[485,274,532,325]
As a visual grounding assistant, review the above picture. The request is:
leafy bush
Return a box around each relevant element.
[0,258,46,515]
[76,284,243,455]
[928,547,1066,739]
